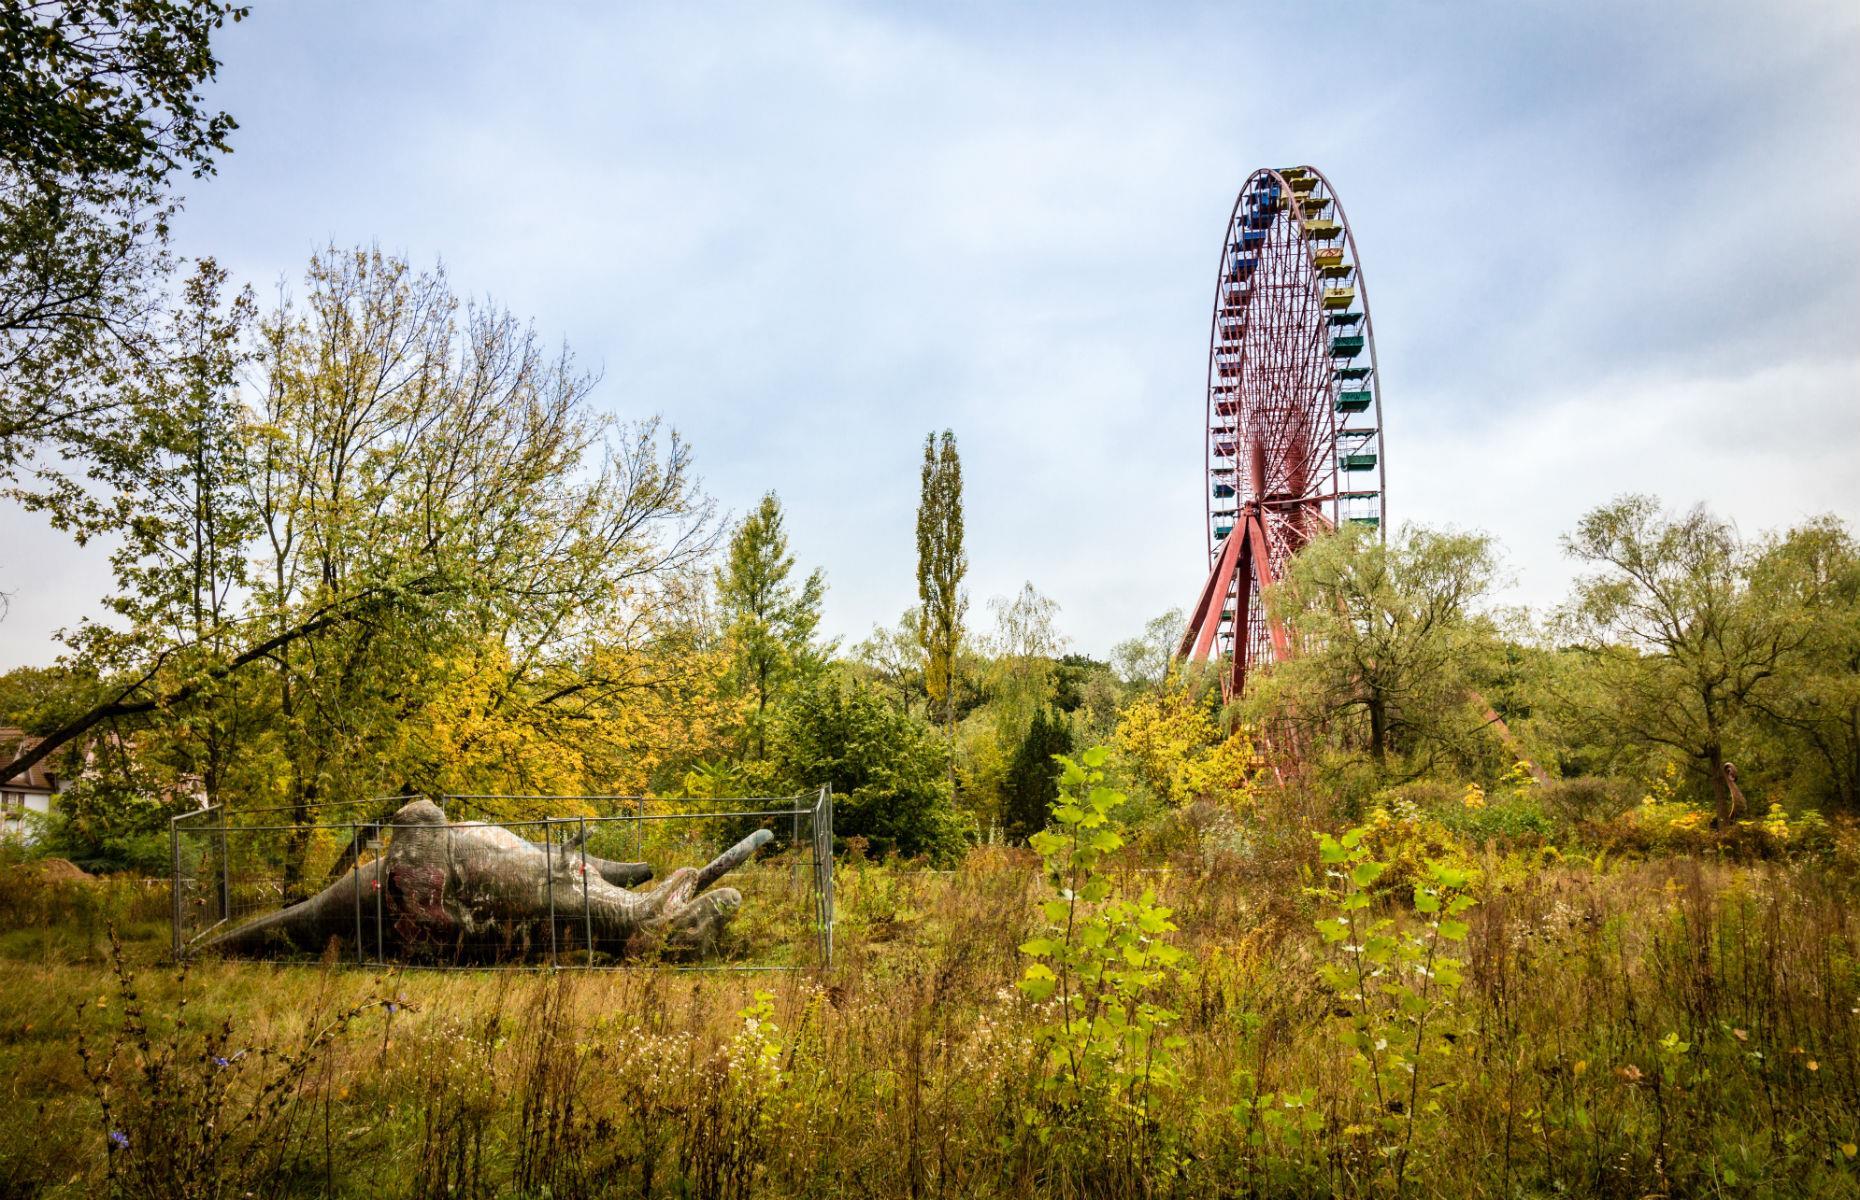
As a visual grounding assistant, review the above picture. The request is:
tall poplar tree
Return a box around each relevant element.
[916,429,967,747]
[715,491,826,758]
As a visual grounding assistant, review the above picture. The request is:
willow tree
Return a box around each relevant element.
[1745,517,1860,810]
[1249,523,1502,774]
[1558,495,1813,823]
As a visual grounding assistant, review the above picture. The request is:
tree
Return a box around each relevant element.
[1249,523,1502,773]
[0,250,716,881]
[1001,702,1074,841]
[1113,674,1221,806]
[1,0,246,500]
[1112,608,1186,689]
[1054,654,1122,741]
[772,671,967,863]
[851,606,925,710]
[1744,517,1860,810]
[714,491,826,757]
[984,582,1064,745]
[60,259,257,809]
[1557,495,1809,823]
[916,430,967,749]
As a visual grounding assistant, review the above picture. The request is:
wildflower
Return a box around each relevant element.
[108,1130,128,1152]
[211,1055,229,1068]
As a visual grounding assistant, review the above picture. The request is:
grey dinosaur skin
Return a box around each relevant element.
[203,799,773,961]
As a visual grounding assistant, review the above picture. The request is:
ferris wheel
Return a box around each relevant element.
[1177,165,1387,700]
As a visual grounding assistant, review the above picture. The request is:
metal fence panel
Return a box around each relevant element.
[172,792,833,971]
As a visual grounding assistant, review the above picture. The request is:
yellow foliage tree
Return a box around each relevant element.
[1113,677,1257,807]
[383,636,733,815]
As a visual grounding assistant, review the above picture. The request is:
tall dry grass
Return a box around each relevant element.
[1,821,1857,1198]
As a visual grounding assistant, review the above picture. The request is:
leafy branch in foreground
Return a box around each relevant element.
[1018,746,1188,1187]
[1312,825,1476,1197]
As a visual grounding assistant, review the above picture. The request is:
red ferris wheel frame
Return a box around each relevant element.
[1176,165,1387,701]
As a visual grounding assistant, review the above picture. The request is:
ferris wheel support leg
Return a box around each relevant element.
[1231,538,1254,697]
[1177,527,1244,662]
[1244,507,1293,662]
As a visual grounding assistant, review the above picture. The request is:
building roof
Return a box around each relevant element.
[0,728,58,792]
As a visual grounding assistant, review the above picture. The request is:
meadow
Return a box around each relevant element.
[4,784,1858,1200]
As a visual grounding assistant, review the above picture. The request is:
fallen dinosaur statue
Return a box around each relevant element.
[202,799,773,962]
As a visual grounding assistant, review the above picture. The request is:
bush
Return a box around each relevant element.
[999,703,1073,842]
[39,778,176,875]
[1536,775,1637,825]
[772,671,969,863]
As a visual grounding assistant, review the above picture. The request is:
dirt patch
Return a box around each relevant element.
[28,858,93,883]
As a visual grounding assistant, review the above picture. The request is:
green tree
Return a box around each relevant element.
[1,0,246,500]
[714,491,826,758]
[1001,702,1075,841]
[1112,608,1186,689]
[1054,653,1122,741]
[1249,523,1502,773]
[54,259,259,810]
[1558,495,1810,823]
[1744,517,1860,809]
[0,250,715,885]
[984,581,1064,747]
[772,671,967,863]
[916,429,967,748]
[850,606,925,710]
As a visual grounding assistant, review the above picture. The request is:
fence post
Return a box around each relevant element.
[580,815,593,969]
[351,823,363,965]
[373,821,385,966]
[170,814,183,960]
[217,807,230,928]
[544,819,557,969]
[823,786,834,967]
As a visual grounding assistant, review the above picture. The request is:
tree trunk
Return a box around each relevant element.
[1706,743,1734,825]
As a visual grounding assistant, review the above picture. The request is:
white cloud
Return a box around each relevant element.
[2,0,1856,666]
[1401,355,1860,618]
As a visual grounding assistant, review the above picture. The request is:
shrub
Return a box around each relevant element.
[1018,747,1189,1188]
[1311,826,1478,1195]
[999,702,1073,842]
[772,671,969,863]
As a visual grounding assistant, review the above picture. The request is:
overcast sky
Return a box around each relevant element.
[3,0,1857,666]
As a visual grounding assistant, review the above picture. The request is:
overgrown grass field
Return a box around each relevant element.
[3,798,1859,1199]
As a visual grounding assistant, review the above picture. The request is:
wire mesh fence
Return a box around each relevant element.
[172,790,833,971]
